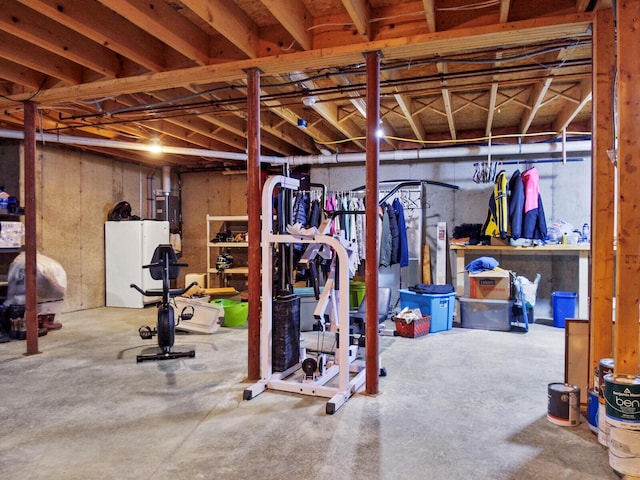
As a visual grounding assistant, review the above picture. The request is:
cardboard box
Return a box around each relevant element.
[0,221,23,248]
[469,269,511,300]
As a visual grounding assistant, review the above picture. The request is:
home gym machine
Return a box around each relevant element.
[130,244,198,363]
[243,175,368,414]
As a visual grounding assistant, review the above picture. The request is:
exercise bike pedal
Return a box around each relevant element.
[138,325,156,340]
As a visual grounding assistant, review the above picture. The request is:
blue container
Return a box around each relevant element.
[398,289,455,333]
[551,291,577,328]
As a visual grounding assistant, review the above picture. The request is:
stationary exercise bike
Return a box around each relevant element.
[130,244,198,363]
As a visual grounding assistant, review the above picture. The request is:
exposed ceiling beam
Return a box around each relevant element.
[98,0,211,66]
[553,78,592,132]
[499,0,511,23]
[311,101,366,150]
[437,62,457,140]
[19,0,168,72]
[395,93,426,141]
[260,0,313,51]
[519,77,552,134]
[0,58,47,90]
[486,83,499,136]
[0,30,82,85]
[0,1,121,77]
[422,0,436,32]
[181,0,259,59]
[341,0,371,40]
[0,13,594,112]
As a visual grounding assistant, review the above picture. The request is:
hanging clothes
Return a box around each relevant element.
[355,197,366,261]
[482,169,508,239]
[392,198,409,267]
[521,167,547,240]
[507,170,524,240]
[379,205,392,267]
[387,202,400,265]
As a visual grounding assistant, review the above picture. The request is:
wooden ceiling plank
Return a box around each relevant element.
[0,13,594,111]
[422,0,436,32]
[485,83,498,136]
[553,78,592,132]
[499,0,511,23]
[0,1,120,77]
[181,0,259,59]
[19,0,167,72]
[394,93,426,140]
[341,0,370,40]
[0,30,82,85]
[0,58,47,90]
[99,0,211,66]
[311,101,366,150]
[519,78,552,134]
[260,0,312,51]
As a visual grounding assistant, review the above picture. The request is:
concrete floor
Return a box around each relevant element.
[0,306,618,480]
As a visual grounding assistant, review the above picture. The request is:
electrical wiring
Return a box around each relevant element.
[313,130,592,147]
[0,75,49,102]
[437,0,501,11]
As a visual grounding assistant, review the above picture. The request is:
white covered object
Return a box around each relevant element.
[174,297,224,334]
[5,252,67,305]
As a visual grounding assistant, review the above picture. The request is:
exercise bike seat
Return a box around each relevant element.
[130,244,197,298]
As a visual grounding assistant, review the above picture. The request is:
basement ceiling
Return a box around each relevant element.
[0,0,608,171]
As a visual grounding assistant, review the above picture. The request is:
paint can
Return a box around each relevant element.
[598,358,614,403]
[604,374,640,428]
[587,389,599,434]
[609,423,640,476]
[547,383,581,427]
[599,402,610,447]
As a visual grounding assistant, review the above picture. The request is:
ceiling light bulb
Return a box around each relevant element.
[302,96,318,107]
[148,142,163,154]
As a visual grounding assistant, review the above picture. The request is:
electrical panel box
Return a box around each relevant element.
[155,195,180,231]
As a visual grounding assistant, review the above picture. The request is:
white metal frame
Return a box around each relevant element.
[244,175,366,414]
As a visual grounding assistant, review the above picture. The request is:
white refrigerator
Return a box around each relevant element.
[105,220,169,308]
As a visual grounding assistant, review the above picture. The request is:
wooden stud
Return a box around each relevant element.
[614,2,640,375]
[589,8,615,383]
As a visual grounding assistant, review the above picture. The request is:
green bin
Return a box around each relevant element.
[349,281,366,310]
[211,298,248,327]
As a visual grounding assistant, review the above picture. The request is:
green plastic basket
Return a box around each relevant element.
[349,280,366,310]
[211,298,248,327]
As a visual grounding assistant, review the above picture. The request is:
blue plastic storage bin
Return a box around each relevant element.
[398,289,455,333]
[551,291,577,328]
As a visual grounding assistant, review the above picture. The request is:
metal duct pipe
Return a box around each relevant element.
[162,166,171,195]
[0,128,592,166]
[0,129,248,162]
[281,140,593,165]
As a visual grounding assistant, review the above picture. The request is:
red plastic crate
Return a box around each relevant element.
[394,315,431,338]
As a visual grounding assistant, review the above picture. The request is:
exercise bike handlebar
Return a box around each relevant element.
[130,281,199,298]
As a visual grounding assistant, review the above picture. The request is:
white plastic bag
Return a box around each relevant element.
[4,252,67,305]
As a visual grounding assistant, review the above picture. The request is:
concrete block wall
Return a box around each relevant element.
[0,141,592,318]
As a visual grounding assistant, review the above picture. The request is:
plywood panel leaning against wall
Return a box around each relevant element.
[614,1,640,375]
[589,7,616,384]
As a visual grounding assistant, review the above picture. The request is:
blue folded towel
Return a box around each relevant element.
[465,256,499,273]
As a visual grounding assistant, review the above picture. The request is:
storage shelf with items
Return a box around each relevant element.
[206,215,248,292]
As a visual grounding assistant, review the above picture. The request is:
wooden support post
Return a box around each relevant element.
[246,68,261,380]
[365,50,381,395]
[23,101,39,355]
[614,1,640,375]
[589,7,615,384]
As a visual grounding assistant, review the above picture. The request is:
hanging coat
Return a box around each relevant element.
[521,167,547,240]
[482,170,508,239]
[392,198,409,267]
[379,205,392,268]
[387,202,400,265]
[508,170,525,240]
